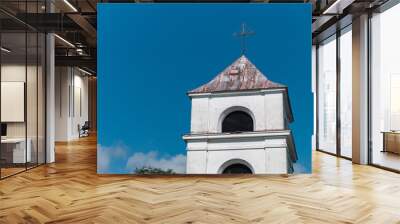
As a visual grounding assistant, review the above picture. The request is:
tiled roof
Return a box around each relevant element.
[189,55,284,94]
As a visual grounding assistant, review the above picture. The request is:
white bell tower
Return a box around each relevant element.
[183,55,297,174]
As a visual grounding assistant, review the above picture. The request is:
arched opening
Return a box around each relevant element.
[218,159,254,174]
[222,111,254,133]
[222,164,253,174]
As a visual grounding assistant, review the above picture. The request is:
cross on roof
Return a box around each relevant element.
[234,23,255,55]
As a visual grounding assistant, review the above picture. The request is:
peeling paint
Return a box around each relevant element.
[190,55,284,93]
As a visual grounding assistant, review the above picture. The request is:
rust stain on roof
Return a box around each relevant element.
[189,55,285,94]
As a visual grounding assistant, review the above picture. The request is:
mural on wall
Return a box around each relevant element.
[184,55,297,174]
[98,3,312,174]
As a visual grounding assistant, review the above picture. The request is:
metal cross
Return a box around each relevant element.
[234,23,255,55]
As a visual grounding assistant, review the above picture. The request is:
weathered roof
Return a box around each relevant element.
[189,55,285,94]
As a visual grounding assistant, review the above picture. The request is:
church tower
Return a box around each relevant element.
[182,55,297,174]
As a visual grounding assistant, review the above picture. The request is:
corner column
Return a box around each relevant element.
[46,1,55,163]
[352,14,369,164]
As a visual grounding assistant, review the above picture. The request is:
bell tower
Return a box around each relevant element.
[183,55,297,174]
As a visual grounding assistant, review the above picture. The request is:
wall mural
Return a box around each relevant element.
[98,3,312,174]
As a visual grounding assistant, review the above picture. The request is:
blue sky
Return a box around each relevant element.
[98,3,312,173]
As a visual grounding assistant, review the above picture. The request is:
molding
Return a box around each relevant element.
[188,88,286,98]
[183,130,292,141]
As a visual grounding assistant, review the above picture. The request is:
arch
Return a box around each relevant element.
[222,111,254,133]
[223,164,252,174]
[218,159,254,174]
[218,106,255,133]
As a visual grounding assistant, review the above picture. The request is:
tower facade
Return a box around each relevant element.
[183,55,297,174]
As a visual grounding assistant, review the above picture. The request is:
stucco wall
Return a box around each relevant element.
[190,90,285,134]
[186,89,291,174]
[186,135,290,174]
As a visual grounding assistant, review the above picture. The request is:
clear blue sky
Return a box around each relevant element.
[98,3,312,173]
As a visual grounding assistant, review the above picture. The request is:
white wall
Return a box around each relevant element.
[55,67,69,141]
[1,65,41,138]
[55,67,89,141]
[186,89,291,174]
[1,65,26,132]
[186,135,290,174]
[1,63,46,164]
[73,73,89,137]
[190,90,286,134]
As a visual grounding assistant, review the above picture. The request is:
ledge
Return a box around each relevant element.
[182,130,292,141]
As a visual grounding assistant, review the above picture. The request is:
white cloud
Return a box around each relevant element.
[293,162,310,174]
[126,151,186,174]
[97,144,128,173]
[98,143,186,174]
